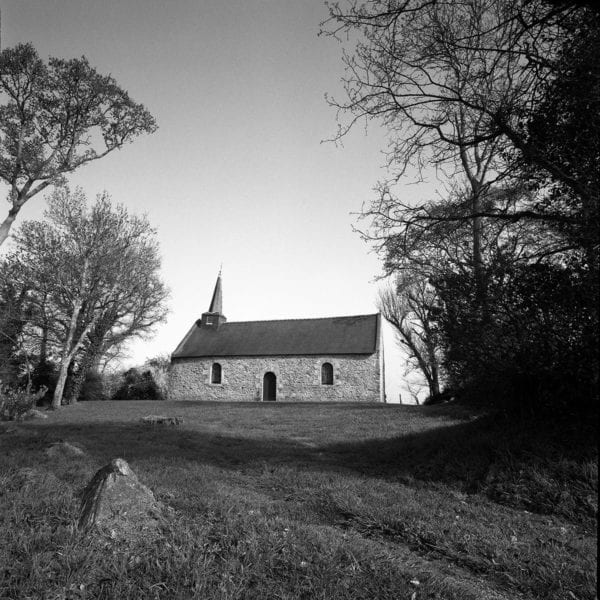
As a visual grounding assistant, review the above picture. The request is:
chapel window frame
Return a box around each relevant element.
[211,362,222,385]
[321,362,334,385]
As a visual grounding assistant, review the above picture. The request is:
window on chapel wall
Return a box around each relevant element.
[211,362,222,384]
[321,362,333,385]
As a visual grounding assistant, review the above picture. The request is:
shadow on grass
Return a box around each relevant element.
[5,403,597,526]
[6,415,498,489]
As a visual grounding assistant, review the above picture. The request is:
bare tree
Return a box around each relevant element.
[324,0,600,225]
[323,0,584,186]
[322,0,595,288]
[325,0,599,410]
[378,276,443,399]
[0,43,157,245]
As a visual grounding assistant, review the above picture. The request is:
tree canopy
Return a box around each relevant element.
[6,187,169,407]
[0,43,157,245]
[324,0,599,411]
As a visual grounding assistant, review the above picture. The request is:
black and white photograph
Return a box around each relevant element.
[0,1,597,598]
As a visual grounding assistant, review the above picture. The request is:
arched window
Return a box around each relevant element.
[321,362,333,385]
[211,362,222,384]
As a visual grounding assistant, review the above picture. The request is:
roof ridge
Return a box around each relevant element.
[219,313,379,325]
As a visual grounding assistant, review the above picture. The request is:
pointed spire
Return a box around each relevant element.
[199,269,227,328]
[208,271,223,314]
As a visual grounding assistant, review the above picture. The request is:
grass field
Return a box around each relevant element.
[0,401,596,599]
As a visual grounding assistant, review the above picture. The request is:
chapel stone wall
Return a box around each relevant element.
[168,353,381,402]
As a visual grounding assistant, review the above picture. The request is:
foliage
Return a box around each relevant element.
[325,0,599,415]
[0,43,157,245]
[30,360,57,405]
[0,261,31,387]
[515,8,600,247]
[113,367,162,400]
[0,387,35,420]
[436,261,592,413]
[144,354,171,399]
[515,8,600,405]
[110,355,170,401]
[6,187,169,408]
[78,370,107,402]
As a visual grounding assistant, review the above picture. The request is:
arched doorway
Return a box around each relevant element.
[263,372,277,401]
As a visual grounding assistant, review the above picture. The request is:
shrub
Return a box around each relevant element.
[145,354,170,399]
[79,370,107,402]
[30,360,57,405]
[436,262,596,416]
[0,387,36,420]
[113,368,162,400]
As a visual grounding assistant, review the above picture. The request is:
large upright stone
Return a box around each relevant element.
[78,458,163,537]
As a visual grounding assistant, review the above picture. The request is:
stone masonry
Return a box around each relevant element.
[169,353,380,402]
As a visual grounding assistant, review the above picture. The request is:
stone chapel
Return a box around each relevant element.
[168,274,385,402]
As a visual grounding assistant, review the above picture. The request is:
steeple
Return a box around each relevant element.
[208,268,223,313]
[199,269,227,328]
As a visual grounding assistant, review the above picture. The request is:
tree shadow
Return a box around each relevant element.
[9,413,496,492]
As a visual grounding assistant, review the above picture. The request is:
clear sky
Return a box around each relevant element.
[1,0,414,371]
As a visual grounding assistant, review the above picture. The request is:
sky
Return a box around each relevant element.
[0,1,429,399]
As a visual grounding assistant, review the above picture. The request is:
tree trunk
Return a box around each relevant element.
[52,362,71,409]
[52,312,101,408]
[66,349,98,404]
[0,212,17,247]
[428,346,441,397]
[63,360,77,405]
[52,311,80,408]
[471,191,486,309]
[39,297,49,364]
[52,263,88,409]
[457,141,488,312]
[39,322,48,364]
[66,315,114,403]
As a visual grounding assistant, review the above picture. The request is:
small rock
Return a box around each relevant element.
[140,415,183,426]
[1,426,38,437]
[20,409,48,420]
[78,458,164,539]
[45,441,86,458]
[0,424,19,434]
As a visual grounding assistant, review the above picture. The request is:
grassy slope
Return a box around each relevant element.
[0,401,596,600]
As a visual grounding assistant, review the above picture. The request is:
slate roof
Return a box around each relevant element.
[172,313,380,358]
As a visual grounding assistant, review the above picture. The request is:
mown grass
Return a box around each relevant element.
[0,401,596,599]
